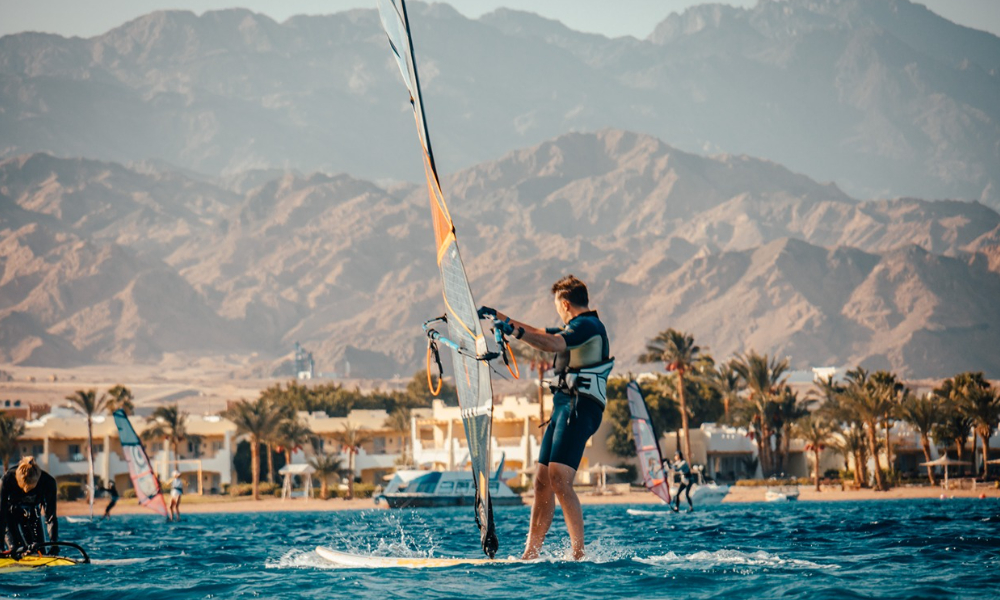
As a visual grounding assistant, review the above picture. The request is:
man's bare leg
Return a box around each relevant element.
[548,462,585,560]
[522,464,555,559]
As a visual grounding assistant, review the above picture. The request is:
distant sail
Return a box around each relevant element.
[377,0,498,558]
[627,381,671,504]
[112,409,168,517]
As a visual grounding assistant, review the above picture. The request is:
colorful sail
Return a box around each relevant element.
[627,381,672,504]
[377,0,498,558]
[112,409,168,518]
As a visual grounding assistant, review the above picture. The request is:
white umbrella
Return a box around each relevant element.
[585,463,628,489]
[919,455,971,489]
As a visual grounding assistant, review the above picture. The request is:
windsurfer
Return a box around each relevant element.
[100,480,119,519]
[670,451,693,512]
[169,471,183,521]
[0,457,58,557]
[480,275,613,560]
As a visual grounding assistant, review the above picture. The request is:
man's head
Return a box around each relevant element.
[15,456,41,493]
[551,274,589,324]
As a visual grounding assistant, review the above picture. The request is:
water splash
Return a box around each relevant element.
[635,549,835,570]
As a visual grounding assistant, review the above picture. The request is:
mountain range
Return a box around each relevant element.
[3,129,999,378]
[1,0,998,208]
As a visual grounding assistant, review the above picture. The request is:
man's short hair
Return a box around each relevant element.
[551,274,589,307]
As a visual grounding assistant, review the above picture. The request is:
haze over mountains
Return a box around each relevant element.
[2,1,1000,379]
[1,0,998,206]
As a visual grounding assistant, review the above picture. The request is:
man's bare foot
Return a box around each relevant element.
[521,549,540,560]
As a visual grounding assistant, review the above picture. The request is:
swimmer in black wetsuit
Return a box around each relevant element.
[0,457,58,557]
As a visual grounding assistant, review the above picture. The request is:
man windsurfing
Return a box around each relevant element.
[480,275,613,560]
[0,457,58,558]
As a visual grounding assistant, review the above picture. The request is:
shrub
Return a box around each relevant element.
[58,482,84,501]
[507,482,531,495]
[122,488,137,499]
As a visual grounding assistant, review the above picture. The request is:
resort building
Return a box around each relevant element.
[298,409,404,485]
[17,406,237,494]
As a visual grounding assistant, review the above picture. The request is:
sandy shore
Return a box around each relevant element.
[59,484,1000,517]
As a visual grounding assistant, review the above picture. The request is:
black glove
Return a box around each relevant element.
[10,546,25,560]
[47,544,59,556]
[477,306,497,320]
[495,318,515,336]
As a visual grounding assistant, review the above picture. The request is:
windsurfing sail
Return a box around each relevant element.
[377,0,499,558]
[627,381,672,504]
[112,409,169,518]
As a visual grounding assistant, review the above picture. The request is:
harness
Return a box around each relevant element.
[548,357,615,421]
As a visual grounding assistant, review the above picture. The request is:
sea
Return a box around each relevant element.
[2,499,998,599]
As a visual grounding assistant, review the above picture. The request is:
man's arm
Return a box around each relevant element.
[0,477,9,550]
[494,311,567,353]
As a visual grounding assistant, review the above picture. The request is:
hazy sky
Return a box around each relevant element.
[2,0,999,40]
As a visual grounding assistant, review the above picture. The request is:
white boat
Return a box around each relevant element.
[375,468,523,509]
[764,485,800,502]
[669,467,731,506]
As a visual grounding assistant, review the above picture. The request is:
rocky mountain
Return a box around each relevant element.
[1,0,998,208]
[2,129,999,377]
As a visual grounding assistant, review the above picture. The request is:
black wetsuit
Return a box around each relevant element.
[101,483,119,518]
[672,459,693,511]
[0,469,58,554]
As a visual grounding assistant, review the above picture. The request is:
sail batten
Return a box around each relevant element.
[112,409,168,518]
[377,0,498,558]
[627,381,672,505]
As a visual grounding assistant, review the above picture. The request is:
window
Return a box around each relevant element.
[94,443,104,454]
[32,445,43,456]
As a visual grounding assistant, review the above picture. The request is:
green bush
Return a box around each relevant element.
[507,482,531,494]
[58,482,84,501]
[122,488,137,499]
[228,481,280,497]
[334,483,376,499]
[734,477,808,487]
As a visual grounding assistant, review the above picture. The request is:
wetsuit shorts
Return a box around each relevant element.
[537,391,604,470]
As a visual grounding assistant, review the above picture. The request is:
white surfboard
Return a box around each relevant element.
[315,546,520,569]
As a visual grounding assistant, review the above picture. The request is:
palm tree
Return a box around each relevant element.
[839,368,892,491]
[0,413,25,472]
[105,384,135,415]
[829,422,869,488]
[224,397,284,500]
[513,342,553,421]
[274,417,314,467]
[772,385,809,475]
[870,371,905,475]
[710,362,743,423]
[933,376,975,475]
[639,329,706,462]
[331,421,368,500]
[384,407,413,468]
[142,404,189,469]
[899,392,943,484]
[66,388,108,517]
[957,374,1000,477]
[731,351,789,476]
[308,453,343,499]
[794,414,833,491]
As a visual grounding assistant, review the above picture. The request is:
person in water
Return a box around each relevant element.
[670,451,694,513]
[480,275,613,560]
[168,471,183,521]
[0,457,58,557]
[99,480,119,519]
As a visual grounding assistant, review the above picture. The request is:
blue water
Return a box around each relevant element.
[2,499,998,599]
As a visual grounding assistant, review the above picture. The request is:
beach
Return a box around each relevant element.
[59,484,1000,516]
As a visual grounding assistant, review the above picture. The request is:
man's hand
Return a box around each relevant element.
[494,318,515,336]
[477,306,497,320]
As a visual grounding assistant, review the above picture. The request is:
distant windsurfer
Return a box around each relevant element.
[100,480,119,519]
[480,275,613,560]
[670,451,693,512]
[169,471,183,521]
[0,457,58,557]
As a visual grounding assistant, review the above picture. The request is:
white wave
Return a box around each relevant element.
[626,508,672,516]
[64,517,93,524]
[635,549,835,570]
[266,549,339,570]
[91,557,152,566]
